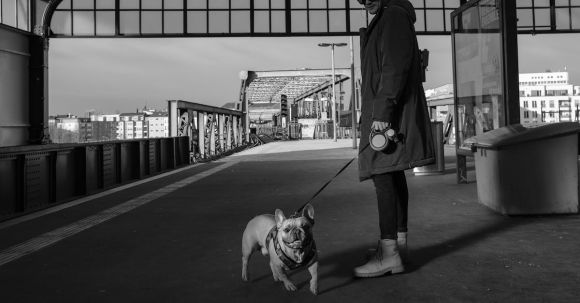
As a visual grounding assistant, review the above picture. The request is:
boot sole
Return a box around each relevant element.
[353,265,405,278]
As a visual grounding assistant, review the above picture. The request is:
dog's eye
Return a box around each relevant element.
[283,228,290,233]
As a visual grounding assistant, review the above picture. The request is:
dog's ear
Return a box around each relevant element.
[302,204,315,224]
[275,209,286,227]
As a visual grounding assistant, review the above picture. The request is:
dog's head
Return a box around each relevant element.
[274,204,315,263]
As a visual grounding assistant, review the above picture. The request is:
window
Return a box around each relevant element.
[550,100,555,108]
[532,101,537,108]
[523,101,529,108]
[524,111,529,118]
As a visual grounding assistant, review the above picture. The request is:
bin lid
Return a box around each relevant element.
[464,122,580,150]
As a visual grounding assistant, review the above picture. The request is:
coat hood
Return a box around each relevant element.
[384,0,416,24]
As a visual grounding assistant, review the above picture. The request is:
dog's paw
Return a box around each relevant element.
[241,272,249,282]
[283,281,297,292]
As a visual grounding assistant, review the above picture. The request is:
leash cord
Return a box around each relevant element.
[296,143,370,213]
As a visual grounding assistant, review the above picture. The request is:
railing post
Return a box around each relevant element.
[227,115,233,150]
[198,112,206,158]
[218,114,225,152]
[209,114,216,156]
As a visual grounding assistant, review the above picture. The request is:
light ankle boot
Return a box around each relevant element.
[367,233,408,261]
[397,232,407,260]
[354,239,405,278]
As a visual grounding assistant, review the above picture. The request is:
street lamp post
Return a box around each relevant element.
[318,42,347,142]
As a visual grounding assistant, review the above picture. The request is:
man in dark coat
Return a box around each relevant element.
[354,0,435,278]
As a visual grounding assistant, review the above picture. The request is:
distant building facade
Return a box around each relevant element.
[49,109,169,143]
[146,112,169,138]
[519,72,580,125]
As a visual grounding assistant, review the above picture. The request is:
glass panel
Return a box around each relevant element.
[518,0,533,7]
[350,9,367,32]
[517,8,533,28]
[293,0,307,9]
[209,11,228,33]
[534,0,550,7]
[415,10,425,31]
[572,8,580,30]
[74,0,94,9]
[329,10,346,32]
[58,0,71,10]
[254,0,269,9]
[426,9,444,31]
[187,11,206,33]
[534,8,550,27]
[187,0,206,9]
[143,0,162,9]
[329,0,345,9]
[425,0,443,8]
[164,11,183,33]
[452,0,504,150]
[291,11,307,32]
[309,10,327,32]
[17,0,28,31]
[231,0,250,9]
[446,0,461,8]
[271,0,285,9]
[349,0,362,8]
[1,0,16,27]
[409,0,424,8]
[231,11,250,33]
[254,11,269,32]
[51,11,72,35]
[309,0,326,9]
[209,0,228,9]
[555,0,570,6]
[445,9,454,31]
[96,0,116,10]
[165,0,184,9]
[96,11,115,35]
[119,11,139,34]
[271,11,285,32]
[142,11,162,34]
[120,0,139,9]
[73,11,94,35]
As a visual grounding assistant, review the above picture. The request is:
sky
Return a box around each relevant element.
[48,33,580,116]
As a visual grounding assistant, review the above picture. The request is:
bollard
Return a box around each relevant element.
[413,121,445,176]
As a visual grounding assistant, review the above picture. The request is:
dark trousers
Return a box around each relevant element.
[372,171,409,240]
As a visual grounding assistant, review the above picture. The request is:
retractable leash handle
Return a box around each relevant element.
[369,127,398,151]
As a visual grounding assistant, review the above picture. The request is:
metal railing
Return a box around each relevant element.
[0,137,189,222]
[168,100,247,163]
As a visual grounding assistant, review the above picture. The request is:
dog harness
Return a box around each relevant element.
[265,226,317,270]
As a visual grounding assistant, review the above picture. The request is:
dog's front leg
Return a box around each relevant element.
[274,266,296,291]
[308,261,319,295]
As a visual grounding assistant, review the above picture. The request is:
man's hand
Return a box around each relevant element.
[372,121,391,131]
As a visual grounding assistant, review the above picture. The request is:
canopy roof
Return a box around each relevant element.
[29,0,580,38]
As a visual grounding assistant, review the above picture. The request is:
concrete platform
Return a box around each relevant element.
[0,139,578,302]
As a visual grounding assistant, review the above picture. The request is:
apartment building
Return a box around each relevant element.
[519,72,580,125]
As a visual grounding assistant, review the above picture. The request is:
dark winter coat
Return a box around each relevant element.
[358,0,435,181]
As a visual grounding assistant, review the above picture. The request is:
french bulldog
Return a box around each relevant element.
[241,204,318,295]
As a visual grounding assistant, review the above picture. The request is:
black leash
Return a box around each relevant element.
[295,143,370,214]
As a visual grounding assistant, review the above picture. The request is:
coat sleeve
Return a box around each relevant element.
[371,9,414,123]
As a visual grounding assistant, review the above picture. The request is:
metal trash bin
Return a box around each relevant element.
[466,123,580,215]
[414,121,445,175]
